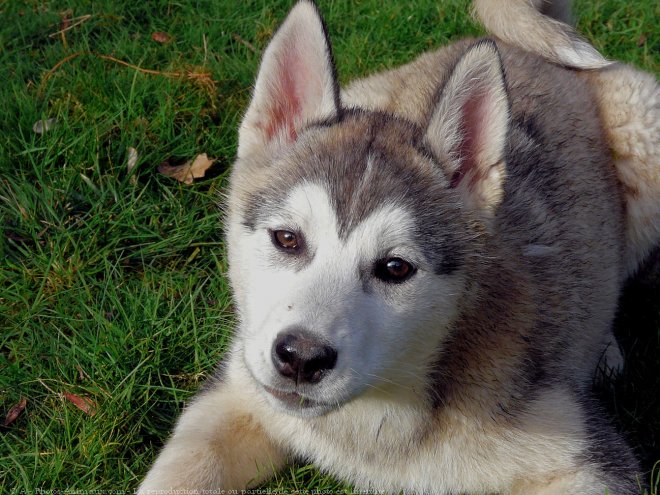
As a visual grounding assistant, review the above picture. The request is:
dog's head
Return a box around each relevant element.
[226,1,510,417]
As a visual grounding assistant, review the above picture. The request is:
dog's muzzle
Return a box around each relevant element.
[271,328,337,385]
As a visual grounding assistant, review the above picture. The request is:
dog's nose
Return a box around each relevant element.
[271,329,337,384]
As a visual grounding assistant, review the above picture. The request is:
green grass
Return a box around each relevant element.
[1,0,658,493]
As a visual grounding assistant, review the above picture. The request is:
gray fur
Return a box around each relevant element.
[138,2,655,494]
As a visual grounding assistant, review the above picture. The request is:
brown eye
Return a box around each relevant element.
[374,257,416,283]
[272,230,301,251]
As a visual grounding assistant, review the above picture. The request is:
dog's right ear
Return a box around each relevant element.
[237,1,340,159]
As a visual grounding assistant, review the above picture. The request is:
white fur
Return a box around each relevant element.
[142,352,601,494]
[139,107,633,495]
[232,182,464,415]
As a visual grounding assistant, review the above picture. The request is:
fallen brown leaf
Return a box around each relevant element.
[63,392,96,416]
[4,397,27,426]
[76,364,90,382]
[158,153,215,184]
[637,33,647,47]
[60,10,72,31]
[151,32,172,44]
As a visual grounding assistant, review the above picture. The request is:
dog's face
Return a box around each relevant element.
[226,1,510,417]
[229,113,471,416]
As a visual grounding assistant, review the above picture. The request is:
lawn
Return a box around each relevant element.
[1,0,658,493]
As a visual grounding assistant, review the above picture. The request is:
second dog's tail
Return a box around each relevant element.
[473,0,612,69]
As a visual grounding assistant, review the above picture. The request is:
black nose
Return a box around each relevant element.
[271,329,337,384]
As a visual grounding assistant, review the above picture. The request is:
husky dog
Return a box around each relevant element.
[139,1,659,494]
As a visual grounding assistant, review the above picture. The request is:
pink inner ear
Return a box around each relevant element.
[450,91,489,189]
[261,49,309,144]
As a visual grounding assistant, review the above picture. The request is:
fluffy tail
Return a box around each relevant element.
[473,0,612,69]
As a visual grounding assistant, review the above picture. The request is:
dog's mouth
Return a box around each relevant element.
[262,385,322,409]
[243,355,341,416]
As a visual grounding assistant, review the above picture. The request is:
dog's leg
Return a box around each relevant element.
[137,361,286,492]
[512,472,627,495]
[508,389,640,495]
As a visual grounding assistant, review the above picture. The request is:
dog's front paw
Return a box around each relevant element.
[137,447,225,494]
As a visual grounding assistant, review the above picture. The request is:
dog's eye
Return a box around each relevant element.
[271,229,301,252]
[374,257,416,283]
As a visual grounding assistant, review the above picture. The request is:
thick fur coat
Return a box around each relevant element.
[138,1,659,494]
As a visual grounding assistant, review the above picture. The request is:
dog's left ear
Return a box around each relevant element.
[237,0,340,159]
[424,41,510,221]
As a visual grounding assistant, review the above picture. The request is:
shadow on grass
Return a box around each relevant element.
[602,249,660,484]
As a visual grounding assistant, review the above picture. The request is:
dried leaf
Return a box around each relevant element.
[4,397,27,426]
[48,14,92,39]
[76,365,90,382]
[158,153,215,184]
[63,392,96,416]
[60,10,72,31]
[33,118,57,134]
[127,147,139,172]
[151,32,172,44]
[232,32,257,53]
[637,33,647,47]
[127,147,139,184]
